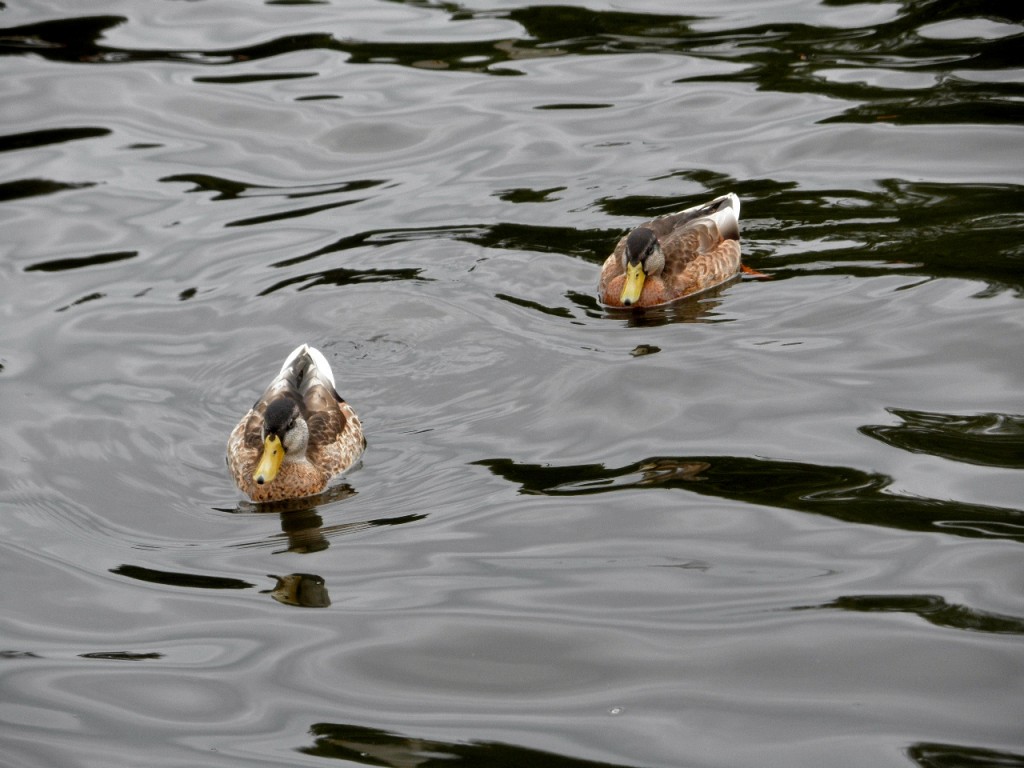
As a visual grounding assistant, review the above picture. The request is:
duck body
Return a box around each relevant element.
[598,192,742,308]
[227,344,365,502]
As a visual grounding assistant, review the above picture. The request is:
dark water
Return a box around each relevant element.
[2,1,1023,766]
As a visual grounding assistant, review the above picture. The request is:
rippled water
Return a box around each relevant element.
[2,1,1023,766]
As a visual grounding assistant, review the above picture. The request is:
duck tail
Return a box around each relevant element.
[278,344,337,390]
[301,345,336,389]
[659,192,741,238]
[710,192,740,241]
[721,192,740,221]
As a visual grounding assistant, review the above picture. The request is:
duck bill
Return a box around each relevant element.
[254,435,284,485]
[620,262,646,306]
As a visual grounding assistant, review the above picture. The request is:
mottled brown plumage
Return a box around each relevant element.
[599,192,742,308]
[227,344,365,502]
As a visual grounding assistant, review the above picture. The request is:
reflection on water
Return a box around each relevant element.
[113,562,335,608]
[223,483,359,515]
[477,455,1024,543]
[223,487,427,554]
[24,250,136,273]
[265,573,331,608]
[79,651,164,661]
[161,174,388,229]
[907,742,1024,768]
[300,722,642,768]
[278,507,330,554]
[798,594,1024,636]
[111,564,254,591]
[861,408,1024,469]
[0,126,111,153]
[754,181,1024,295]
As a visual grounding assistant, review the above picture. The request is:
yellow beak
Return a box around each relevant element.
[620,261,646,306]
[254,434,284,485]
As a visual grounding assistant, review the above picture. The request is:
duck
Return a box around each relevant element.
[227,344,365,502]
[598,192,742,308]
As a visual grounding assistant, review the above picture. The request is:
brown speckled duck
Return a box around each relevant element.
[227,344,364,502]
[599,192,742,308]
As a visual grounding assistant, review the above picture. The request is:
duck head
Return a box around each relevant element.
[254,398,308,485]
[620,227,664,306]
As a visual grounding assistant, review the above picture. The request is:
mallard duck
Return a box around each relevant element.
[227,344,365,502]
[598,192,742,307]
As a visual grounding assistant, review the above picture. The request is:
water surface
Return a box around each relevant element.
[2,1,1022,766]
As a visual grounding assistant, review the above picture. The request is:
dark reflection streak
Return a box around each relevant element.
[110,564,255,590]
[475,456,1024,544]
[219,481,426,553]
[0,178,94,202]
[241,514,428,555]
[258,266,425,297]
[231,514,426,554]
[861,408,1024,469]
[496,186,566,203]
[161,173,385,202]
[300,721,646,768]
[79,651,163,661]
[821,101,1024,127]
[26,250,137,273]
[0,127,110,154]
[495,293,574,319]
[163,173,248,200]
[0,16,126,61]
[225,197,366,228]
[566,290,603,316]
[271,229,441,268]
[456,221,617,261]
[907,741,1024,768]
[193,71,316,84]
[534,103,613,110]
[502,6,699,48]
[270,223,609,271]
[56,292,105,312]
[800,594,1024,635]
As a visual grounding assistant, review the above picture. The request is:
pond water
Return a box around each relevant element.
[2,1,1022,766]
